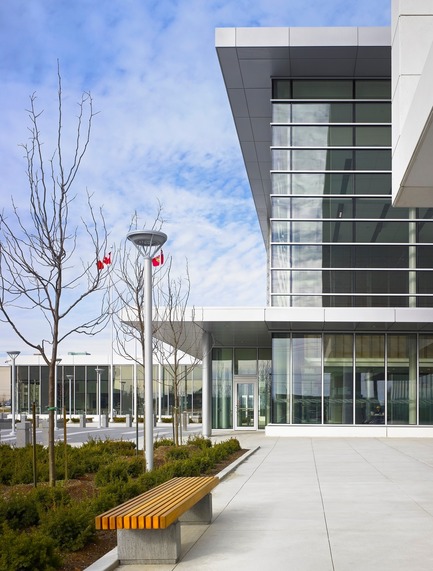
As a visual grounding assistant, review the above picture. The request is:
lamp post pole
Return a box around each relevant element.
[54,359,62,429]
[95,368,104,428]
[7,351,20,436]
[66,375,73,419]
[127,230,167,471]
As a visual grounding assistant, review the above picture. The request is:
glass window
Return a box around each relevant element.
[272,149,291,170]
[234,348,257,375]
[417,271,433,295]
[292,80,353,99]
[272,335,290,423]
[419,336,433,424]
[290,270,324,293]
[418,221,433,243]
[387,335,417,425]
[355,80,391,99]
[355,126,391,146]
[354,173,391,195]
[273,103,291,122]
[291,245,324,268]
[292,126,352,147]
[272,270,291,294]
[324,334,353,424]
[355,149,391,170]
[272,126,291,146]
[355,335,385,424]
[354,221,408,242]
[292,335,322,424]
[355,103,391,123]
[417,245,433,268]
[292,150,354,170]
[292,103,353,123]
[212,348,233,429]
[273,80,291,99]
[272,173,291,194]
[355,245,408,268]
[271,245,290,268]
[271,221,290,243]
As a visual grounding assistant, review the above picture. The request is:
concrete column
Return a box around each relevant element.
[16,421,31,447]
[202,332,212,437]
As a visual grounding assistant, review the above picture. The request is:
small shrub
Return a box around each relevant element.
[0,524,61,571]
[154,438,174,448]
[0,494,40,531]
[166,447,191,460]
[41,502,95,552]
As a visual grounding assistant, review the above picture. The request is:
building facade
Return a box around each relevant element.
[165,17,433,437]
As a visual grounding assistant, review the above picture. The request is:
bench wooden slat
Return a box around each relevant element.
[95,476,218,531]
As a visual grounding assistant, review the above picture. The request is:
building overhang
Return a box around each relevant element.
[152,306,433,359]
[216,26,391,244]
[392,3,433,207]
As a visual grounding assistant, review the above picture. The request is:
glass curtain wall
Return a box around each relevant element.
[14,362,202,419]
[271,333,433,426]
[270,79,433,308]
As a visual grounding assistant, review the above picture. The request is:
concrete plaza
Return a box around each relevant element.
[103,432,433,571]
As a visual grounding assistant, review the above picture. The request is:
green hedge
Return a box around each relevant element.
[0,436,241,570]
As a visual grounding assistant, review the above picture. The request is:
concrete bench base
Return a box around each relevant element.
[117,493,212,564]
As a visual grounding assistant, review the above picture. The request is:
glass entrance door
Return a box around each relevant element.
[234,380,257,430]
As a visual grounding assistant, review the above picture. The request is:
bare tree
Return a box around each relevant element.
[0,70,111,485]
[154,260,203,446]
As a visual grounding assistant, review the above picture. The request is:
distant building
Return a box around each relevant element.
[1,353,202,420]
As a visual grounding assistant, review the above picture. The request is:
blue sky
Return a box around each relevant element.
[0,0,391,355]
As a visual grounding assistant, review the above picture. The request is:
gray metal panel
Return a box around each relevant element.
[244,88,271,116]
[217,48,243,88]
[226,88,249,117]
[251,118,271,141]
[234,117,254,141]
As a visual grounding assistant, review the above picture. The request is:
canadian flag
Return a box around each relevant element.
[97,252,111,270]
[152,251,164,267]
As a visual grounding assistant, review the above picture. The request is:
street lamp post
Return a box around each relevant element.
[95,368,104,428]
[120,381,126,416]
[54,358,62,429]
[66,375,74,418]
[7,351,20,436]
[127,229,167,471]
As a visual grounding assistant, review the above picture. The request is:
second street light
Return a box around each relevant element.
[7,351,20,436]
[95,368,104,428]
[127,229,167,471]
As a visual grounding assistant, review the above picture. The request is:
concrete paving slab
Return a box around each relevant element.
[107,433,433,571]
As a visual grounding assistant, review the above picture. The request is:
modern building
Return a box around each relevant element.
[155,4,433,437]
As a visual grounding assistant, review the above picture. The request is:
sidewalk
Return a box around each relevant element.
[99,432,433,571]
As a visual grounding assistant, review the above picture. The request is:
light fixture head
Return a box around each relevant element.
[7,351,20,360]
[127,230,167,258]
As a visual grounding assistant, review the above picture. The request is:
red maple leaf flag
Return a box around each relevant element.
[152,251,164,267]
[97,260,104,270]
[103,252,111,265]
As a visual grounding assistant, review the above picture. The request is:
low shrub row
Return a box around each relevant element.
[0,436,241,571]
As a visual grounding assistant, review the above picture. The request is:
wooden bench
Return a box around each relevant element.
[95,476,219,564]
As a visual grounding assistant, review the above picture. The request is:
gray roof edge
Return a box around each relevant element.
[215,26,390,48]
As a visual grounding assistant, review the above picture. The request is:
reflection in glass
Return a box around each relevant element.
[419,336,433,424]
[355,335,385,424]
[324,334,353,424]
[236,382,255,427]
[387,335,417,425]
[272,336,290,423]
[212,349,233,429]
[293,335,322,423]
